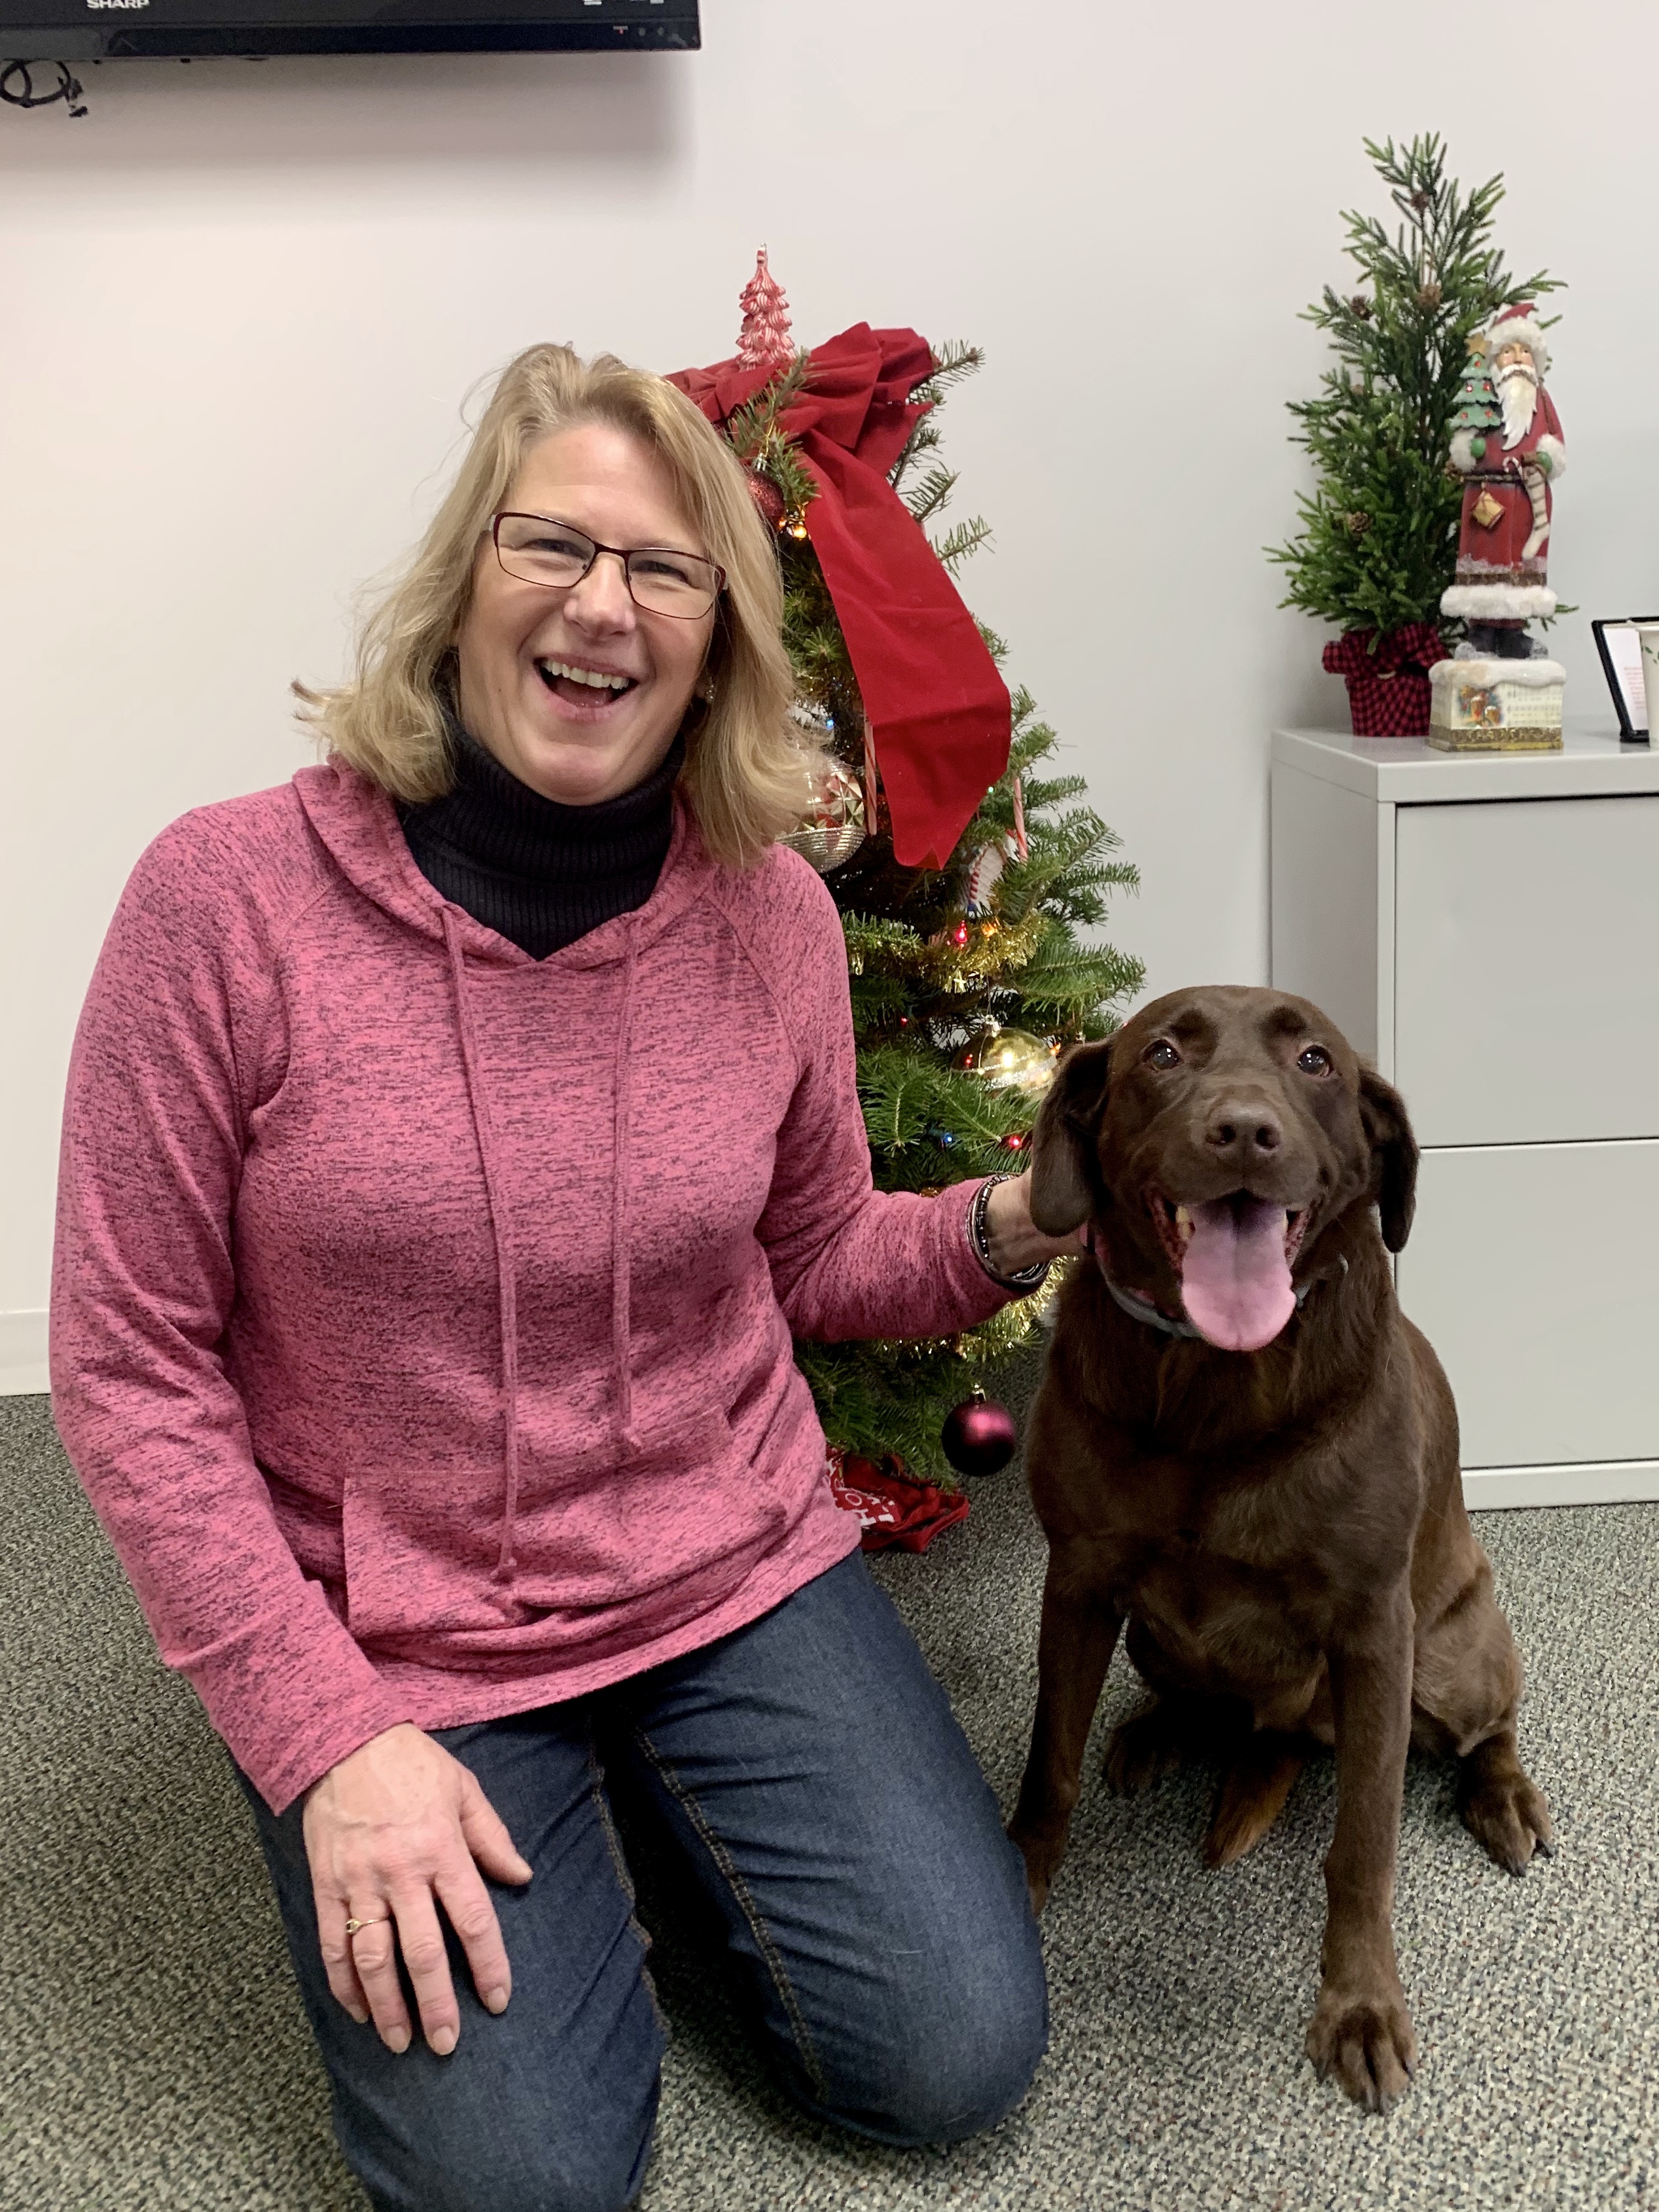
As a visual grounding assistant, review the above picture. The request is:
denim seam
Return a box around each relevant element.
[585,1739,669,2041]
[632,1726,828,2102]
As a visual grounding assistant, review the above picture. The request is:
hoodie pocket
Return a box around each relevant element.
[508,1397,789,1630]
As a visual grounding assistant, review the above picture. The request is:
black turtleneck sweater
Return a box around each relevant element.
[399,724,684,959]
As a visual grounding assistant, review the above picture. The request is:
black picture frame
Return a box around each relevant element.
[1591,618,1658,743]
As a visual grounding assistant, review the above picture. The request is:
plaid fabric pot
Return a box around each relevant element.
[1323,624,1444,738]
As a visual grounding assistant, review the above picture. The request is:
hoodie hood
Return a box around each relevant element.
[293,759,718,973]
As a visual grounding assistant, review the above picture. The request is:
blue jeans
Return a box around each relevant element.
[237,1552,1048,2212]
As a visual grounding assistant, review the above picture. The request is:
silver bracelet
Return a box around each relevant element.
[969,1174,1050,1293]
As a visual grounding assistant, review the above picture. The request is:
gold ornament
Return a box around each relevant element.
[778,756,866,874]
[965,1027,1060,1097]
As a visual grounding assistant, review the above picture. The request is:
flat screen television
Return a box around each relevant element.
[0,0,696,57]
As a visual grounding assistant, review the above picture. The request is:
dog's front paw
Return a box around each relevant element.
[1304,1980,1417,2113]
[1005,1818,1064,1915]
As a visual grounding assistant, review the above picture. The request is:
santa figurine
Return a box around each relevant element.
[1429,304,1568,750]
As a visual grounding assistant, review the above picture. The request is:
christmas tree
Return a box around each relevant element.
[675,266,1144,1478]
[1268,135,1558,641]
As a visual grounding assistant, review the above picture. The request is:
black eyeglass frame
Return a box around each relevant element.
[490,512,726,620]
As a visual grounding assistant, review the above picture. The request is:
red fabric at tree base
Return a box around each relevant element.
[826,1447,971,1554]
[668,325,1012,870]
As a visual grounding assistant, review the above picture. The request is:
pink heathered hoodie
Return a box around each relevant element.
[50,762,1011,1813]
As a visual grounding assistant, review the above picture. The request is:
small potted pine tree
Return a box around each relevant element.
[1270,135,1558,738]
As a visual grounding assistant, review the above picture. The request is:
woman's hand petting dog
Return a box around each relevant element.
[982,1173,1088,1277]
[302,1723,533,2056]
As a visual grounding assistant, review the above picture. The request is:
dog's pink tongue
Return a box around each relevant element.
[1180,1197,1294,1352]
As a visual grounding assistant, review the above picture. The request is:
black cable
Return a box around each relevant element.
[0,60,88,116]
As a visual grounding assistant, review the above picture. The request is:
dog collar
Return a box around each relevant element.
[1085,1226,1338,1342]
[1099,1271,1206,1338]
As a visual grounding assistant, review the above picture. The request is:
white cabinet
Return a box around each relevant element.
[1271,728,1659,1508]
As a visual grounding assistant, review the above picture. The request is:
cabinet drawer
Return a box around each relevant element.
[1395,1140,1659,1469]
[1393,795,1659,1145]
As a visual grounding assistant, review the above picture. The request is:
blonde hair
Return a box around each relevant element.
[300,343,810,870]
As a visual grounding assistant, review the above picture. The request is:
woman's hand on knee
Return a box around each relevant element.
[301,1722,533,2058]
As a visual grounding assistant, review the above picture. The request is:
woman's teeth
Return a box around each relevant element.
[538,659,633,692]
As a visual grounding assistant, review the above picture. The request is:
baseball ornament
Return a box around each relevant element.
[964,840,1007,918]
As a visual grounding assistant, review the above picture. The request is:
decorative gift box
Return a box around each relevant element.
[1427,657,1565,753]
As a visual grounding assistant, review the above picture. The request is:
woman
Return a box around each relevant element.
[52,344,1075,2212]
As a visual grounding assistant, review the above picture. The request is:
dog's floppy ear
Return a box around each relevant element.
[1029,1038,1113,1234]
[1358,1066,1418,1253]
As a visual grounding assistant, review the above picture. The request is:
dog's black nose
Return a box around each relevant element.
[1204,1100,1283,1157]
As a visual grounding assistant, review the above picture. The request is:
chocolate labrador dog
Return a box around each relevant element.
[1010,985,1551,2112]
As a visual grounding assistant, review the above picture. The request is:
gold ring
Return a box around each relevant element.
[344,1915,389,1936]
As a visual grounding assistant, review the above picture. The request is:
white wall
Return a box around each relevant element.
[4,0,1656,1337]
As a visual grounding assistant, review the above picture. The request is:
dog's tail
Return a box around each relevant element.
[1205,1734,1307,1868]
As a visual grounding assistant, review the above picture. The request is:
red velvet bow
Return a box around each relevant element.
[668,324,1012,870]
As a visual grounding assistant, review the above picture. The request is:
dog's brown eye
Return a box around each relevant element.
[1298,1046,1332,1075]
[1144,1039,1181,1070]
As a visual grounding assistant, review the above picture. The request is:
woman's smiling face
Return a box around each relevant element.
[454,421,716,806]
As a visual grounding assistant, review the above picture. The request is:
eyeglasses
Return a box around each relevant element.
[491,512,725,620]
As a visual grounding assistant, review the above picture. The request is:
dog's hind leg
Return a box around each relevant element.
[1205,1731,1308,1868]
[1457,1729,1554,1874]
[1413,1543,1553,1874]
[1103,1695,1206,1796]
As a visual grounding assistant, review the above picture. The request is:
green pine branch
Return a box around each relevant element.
[797,1330,1031,1476]
[904,462,959,527]
[857,1043,1031,1162]
[908,338,986,408]
[889,418,943,493]
[931,516,994,575]
[889,342,983,494]
[723,351,814,464]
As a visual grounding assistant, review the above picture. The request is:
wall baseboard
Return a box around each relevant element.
[1464,1460,1659,1510]
[0,1310,48,1397]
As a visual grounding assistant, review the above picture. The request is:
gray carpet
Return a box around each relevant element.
[4,1383,1656,2211]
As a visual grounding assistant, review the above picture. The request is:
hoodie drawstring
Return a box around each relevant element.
[442,910,522,1581]
[442,908,643,1580]
[610,919,640,1454]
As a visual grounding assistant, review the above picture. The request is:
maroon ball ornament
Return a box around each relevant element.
[941,1391,1018,1477]
[746,471,787,529]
